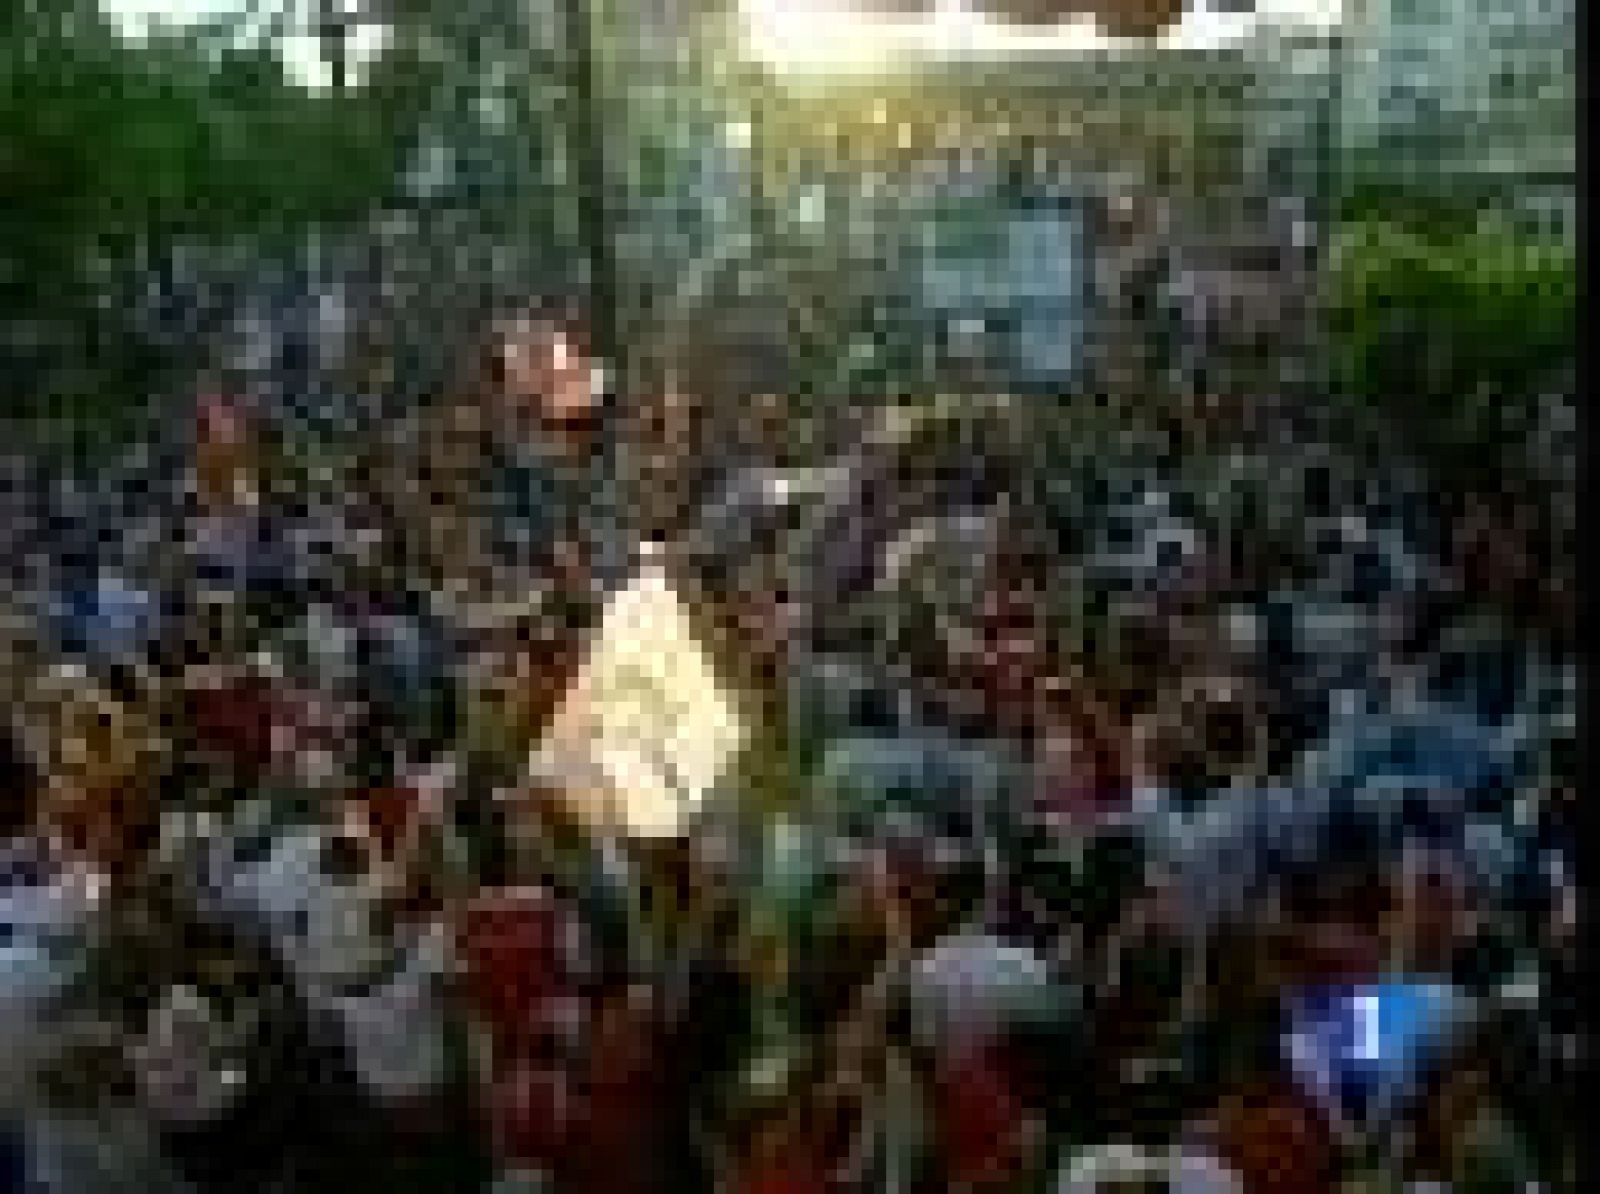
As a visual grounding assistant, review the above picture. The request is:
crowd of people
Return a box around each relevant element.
[2,290,1576,1193]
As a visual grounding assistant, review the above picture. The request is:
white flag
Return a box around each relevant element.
[529,553,748,840]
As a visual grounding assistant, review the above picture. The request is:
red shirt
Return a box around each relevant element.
[933,1039,1038,1189]
[456,888,581,1053]
[735,1137,839,1194]
[187,675,280,774]
[1213,1078,1339,1194]
[487,1060,583,1170]
[551,993,677,1194]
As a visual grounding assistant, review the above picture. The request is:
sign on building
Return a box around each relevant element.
[915,186,1091,389]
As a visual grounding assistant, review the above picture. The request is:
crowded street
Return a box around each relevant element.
[2,2,1576,1192]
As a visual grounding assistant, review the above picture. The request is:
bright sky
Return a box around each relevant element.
[99,1,388,89]
[741,1,1346,74]
[102,1,1345,86]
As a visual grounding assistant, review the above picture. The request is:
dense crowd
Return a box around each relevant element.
[2,296,1575,1193]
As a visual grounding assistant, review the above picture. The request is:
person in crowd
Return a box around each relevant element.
[370,297,618,626]
[3,728,77,1115]
[1,261,1575,1194]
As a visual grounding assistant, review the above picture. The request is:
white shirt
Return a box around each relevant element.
[1,842,100,1112]
[328,921,453,1102]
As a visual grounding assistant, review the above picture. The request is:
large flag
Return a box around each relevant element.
[528,547,749,840]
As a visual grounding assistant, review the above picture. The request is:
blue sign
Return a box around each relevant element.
[916,189,1090,387]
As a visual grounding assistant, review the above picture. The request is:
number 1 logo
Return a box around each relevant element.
[1353,992,1381,1063]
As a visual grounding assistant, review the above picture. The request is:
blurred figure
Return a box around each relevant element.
[17,664,166,885]
[377,297,616,628]
[193,380,256,513]
[3,727,95,1118]
[907,932,1070,1190]
[64,873,433,1194]
[44,573,165,674]
[455,883,592,1186]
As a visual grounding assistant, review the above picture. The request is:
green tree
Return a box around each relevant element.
[2,1,424,446]
[1326,217,1575,495]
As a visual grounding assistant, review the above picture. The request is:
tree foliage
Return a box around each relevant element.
[1,1,427,435]
[7,4,419,286]
[1326,217,1576,495]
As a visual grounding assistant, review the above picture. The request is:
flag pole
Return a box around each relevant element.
[563,0,621,420]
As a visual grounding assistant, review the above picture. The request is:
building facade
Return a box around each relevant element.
[1340,0,1575,206]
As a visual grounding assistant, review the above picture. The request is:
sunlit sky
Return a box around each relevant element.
[102,1,1344,85]
[99,1,389,89]
[742,2,1344,74]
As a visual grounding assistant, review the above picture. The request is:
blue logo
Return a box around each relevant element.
[1283,980,1466,1126]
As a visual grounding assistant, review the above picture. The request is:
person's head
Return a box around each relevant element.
[475,299,601,444]
[26,665,166,876]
